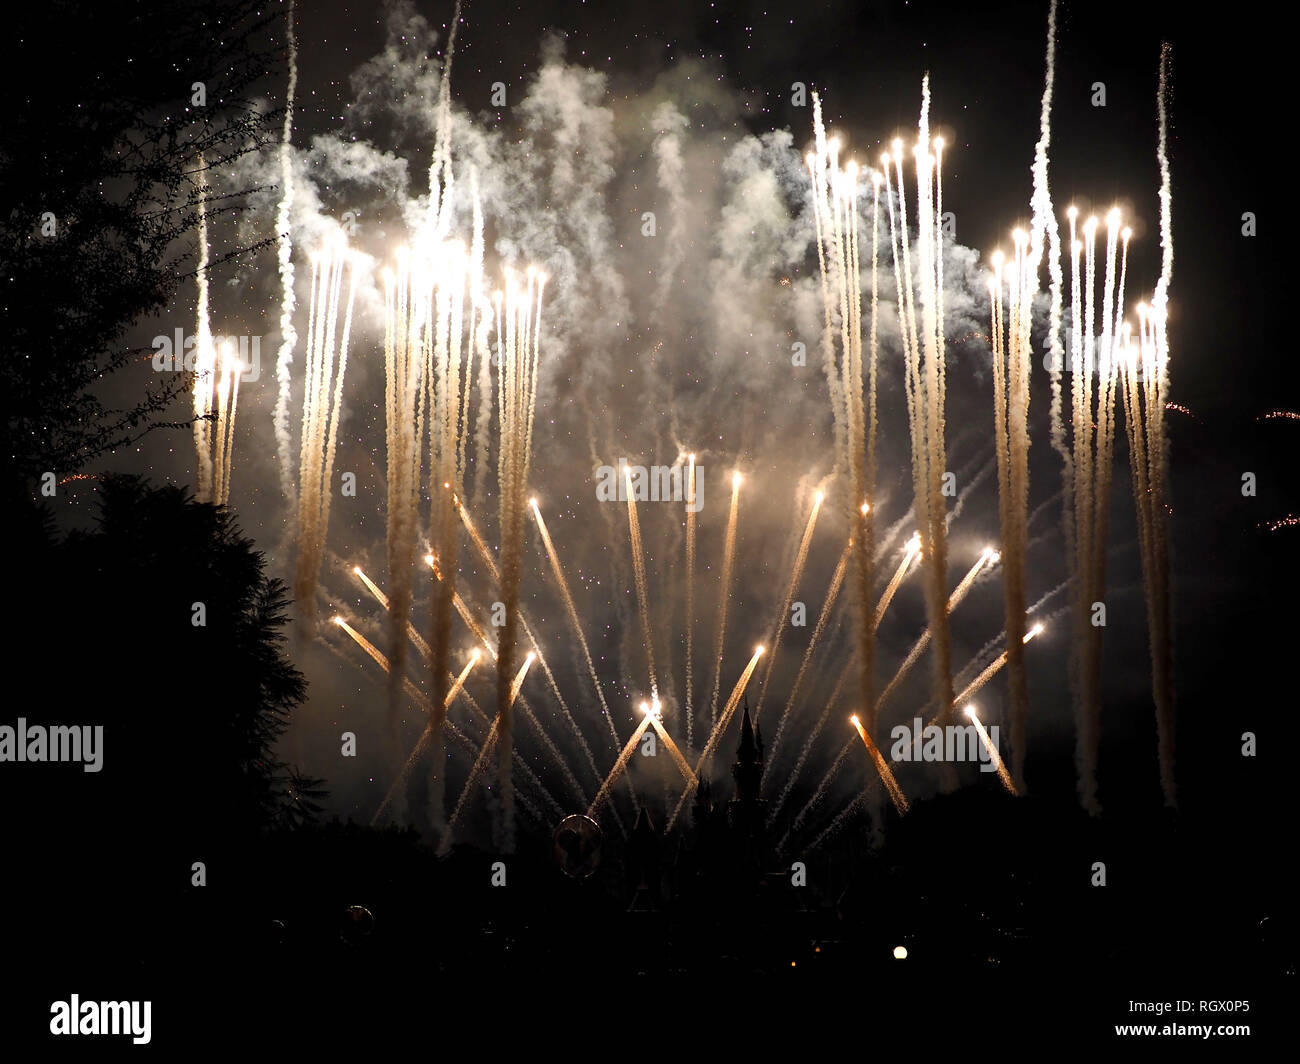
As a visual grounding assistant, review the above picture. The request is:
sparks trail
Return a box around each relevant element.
[189,163,244,510]
[668,646,764,831]
[964,704,1017,795]
[755,489,824,722]
[491,270,545,850]
[808,100,879,734]
[770,654,854,824]
[427,550,593,812]
[371,650,479,825]
[706,471,743,729]
[763,535,852,789]
[684,453,697,748]
[589,710,656,820]
[530,499,625,766]
[273,0,298,503]
[948,623,1045,711]
[623,463,659,698]
[355,562,585,832]
[849,714,909,814]
[1052,203,1131,814]
[456,497,603,795]
[293,234,358,636]
[875,547,999,720]
[880,85,956,765]
[874,533,921,631]
[780,737,854,855]
[447,650,535,851]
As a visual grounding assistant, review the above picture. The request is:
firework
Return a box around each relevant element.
[623,463,659,697]
[707,471,743,728]
[849,714,909,814]
[755,489,824,721]
[272,0,298,504]
[763,535,852,787]
[807,102,880,733]
[875,546,999,718]
[965,704,1016,795]
[530,499,624,763]
[293,233,359,635]
[684,453,697,747]
[668,645,764,831]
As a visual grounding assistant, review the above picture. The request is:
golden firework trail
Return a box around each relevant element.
[371,650,480,825]
[293,233,359,635]
[273,0,298,503]
[1117,41,1177,808]
[755,489,824,721]
[1051,202,1131,814]
[492,268,542,850]
[707,471,743,727]
[874,533,921,631]
[646,712,698,788]
[808,97,880,734]
[876,83,958,751]
[623,462,659,697]
[964,704,1017,795]
[588,710,656,820]
[875,547,999,717]
[849,714,909,814]
[668,646,764,831]
[426,552,593,809]
[988,236,1033,793]
[763,534,852,787]
[452,498,603,794]
[947,623,1045,714]
[356,562,585,823]
[684,453,698,747]
[447,650,535,847]
[770,650,855,823]
[530,499,624,761]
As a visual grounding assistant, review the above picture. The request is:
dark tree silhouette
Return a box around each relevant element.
[7,475,323,971]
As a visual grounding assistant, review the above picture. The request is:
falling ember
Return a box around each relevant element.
[849,714,909,814]
[965,704,1017,795]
